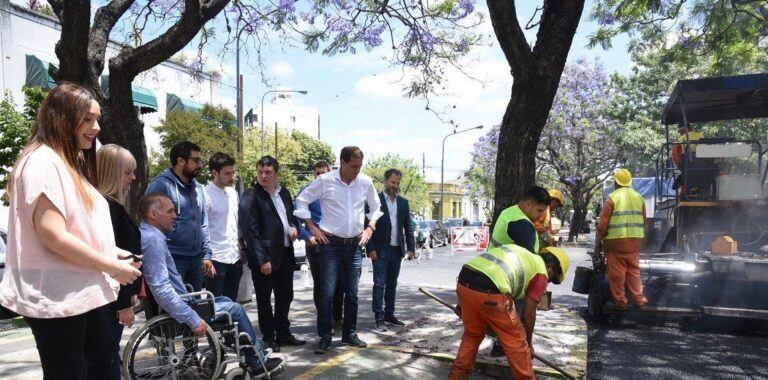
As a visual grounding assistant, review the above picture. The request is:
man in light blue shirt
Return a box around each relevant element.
[139,192,284,377]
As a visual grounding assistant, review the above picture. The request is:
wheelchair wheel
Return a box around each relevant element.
[224,367,250,380]
[122,315,223,380]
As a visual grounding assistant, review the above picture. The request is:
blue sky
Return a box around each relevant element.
[196,1,634,183]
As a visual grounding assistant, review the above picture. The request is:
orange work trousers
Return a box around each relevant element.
[449,284,534,380]
[606,251,648,308]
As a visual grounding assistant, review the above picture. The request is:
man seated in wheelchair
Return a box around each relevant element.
[139,192,285,377]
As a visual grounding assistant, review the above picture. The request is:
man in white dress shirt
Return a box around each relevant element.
[203,152,243,300]
[294,146,383,354]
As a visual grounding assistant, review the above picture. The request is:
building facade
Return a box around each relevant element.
[0,0,225,154]
[426,176,492,222]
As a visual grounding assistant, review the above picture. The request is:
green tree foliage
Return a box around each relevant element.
[590,0,768,74]
[363,154,430,218]
[607,44,768,177]
[0,87,46,202]
[240,129,335,196]
[151,105,238,183]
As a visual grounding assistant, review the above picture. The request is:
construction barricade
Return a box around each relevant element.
[450,226,490,255]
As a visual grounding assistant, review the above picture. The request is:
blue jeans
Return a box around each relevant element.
[211,296,267,371]
[317,239,362,339]
[208,260,243,300]
[372,245,403,321]
[173,256,204,291]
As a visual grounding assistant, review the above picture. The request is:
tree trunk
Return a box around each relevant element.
[493,72,559,219]
[488,0,585,224]
[99,73,148,214]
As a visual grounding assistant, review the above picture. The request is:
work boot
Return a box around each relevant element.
[489,339,505,357]
[342,333,367,348]
[315,337,332,354]
[384,315,405,326]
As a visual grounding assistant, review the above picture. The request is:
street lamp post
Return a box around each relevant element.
[260,89,308,157]
[440,125,483,220]
[235,21,246,194]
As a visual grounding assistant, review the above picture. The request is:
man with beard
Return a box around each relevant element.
[366,168,415,332]
[147,141,212,291]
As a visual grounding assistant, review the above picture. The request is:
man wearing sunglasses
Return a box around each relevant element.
[147,141,212,291]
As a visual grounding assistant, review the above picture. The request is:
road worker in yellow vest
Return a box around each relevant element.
[672,124,704,168]
[534,189,564,247]
[449,244,569,380]
[486,187,550,357]
[490,187,551,255]
[595,169,648,310]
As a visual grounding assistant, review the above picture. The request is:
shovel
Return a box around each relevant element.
[418,287,578,380]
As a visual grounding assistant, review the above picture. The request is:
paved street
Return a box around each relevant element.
[1,243,767,379]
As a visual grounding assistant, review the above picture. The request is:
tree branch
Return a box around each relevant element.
[532,0,585,67]
[89,1,135,87]
[486,0,532,75]
[110,0,229,77]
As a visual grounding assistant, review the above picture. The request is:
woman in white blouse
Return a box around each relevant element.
[0,83,141,379]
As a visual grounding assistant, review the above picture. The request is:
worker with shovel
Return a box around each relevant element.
[448,243,569,380]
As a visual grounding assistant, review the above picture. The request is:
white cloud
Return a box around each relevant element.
[269,61,295,78]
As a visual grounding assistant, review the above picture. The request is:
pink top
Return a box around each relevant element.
[0,145,119,318]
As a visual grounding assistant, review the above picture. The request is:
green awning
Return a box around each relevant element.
[25,55,57,90]
[100,75,158,114]
[166,93,204,113]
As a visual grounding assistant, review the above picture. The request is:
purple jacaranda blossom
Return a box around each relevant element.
[361,23,386,48]
[278,0,296,14]
[327,15,353,34]
[456,0,475,18]
[599,13,616,26]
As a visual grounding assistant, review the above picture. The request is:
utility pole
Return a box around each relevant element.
[317,114,321,140]
[235,21,245,195]
[422,152,425,178]
[275,121,279,159]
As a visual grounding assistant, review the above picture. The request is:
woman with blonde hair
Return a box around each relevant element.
[96,144,142,379]
[0,82,141,379]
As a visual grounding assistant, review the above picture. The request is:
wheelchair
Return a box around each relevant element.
[122,289,281,380]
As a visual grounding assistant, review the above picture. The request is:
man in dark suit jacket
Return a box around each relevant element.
[239,155,306,352]
[367,168,416,331]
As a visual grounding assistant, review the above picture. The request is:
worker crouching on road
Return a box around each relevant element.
[595,169,648,310]
[449,244,569,380]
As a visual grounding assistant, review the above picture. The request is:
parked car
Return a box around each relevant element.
[415,220,436,248]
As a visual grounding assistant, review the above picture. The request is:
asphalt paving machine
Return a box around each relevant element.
[574,73,768,324]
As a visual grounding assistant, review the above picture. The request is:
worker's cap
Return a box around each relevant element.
[548,189,564,205]
[541,247,569,284]
[614,168,632,187]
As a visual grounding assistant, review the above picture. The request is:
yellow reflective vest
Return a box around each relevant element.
[678,131,704,155]
[605,187,645,240]
[465,244,548,299]
[490,205,540,253]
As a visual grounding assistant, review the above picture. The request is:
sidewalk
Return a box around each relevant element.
[0,281,587,379]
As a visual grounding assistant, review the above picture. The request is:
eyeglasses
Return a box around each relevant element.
[187,157,204,164]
